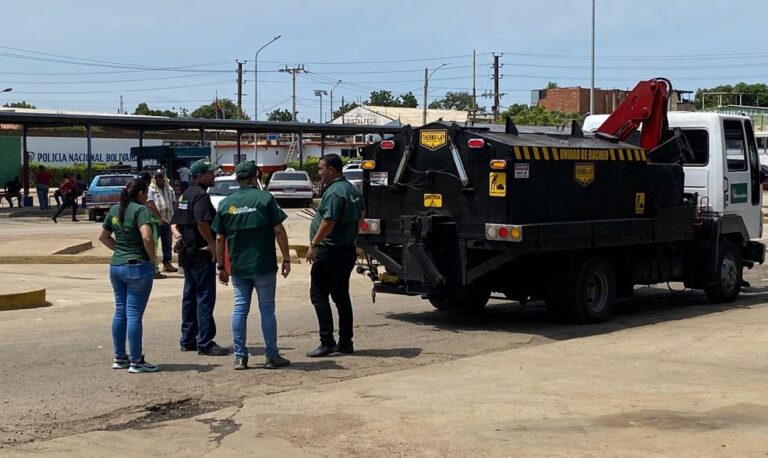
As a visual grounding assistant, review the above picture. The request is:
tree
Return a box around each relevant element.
[399,91,418,108]
[267,108,294,122]
[366,90,418,107]
[428,91,475,111]
[189,98,250,120]
[546,81,559,89]
[695,82,768,110]
[332,102,359,120]
[2,101,35,109]
[497,104,578,126]
[133,102,180,118]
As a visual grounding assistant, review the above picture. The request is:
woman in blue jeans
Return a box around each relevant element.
[98,178,158,373]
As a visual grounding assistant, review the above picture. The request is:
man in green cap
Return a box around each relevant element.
[212,161,291,370]
[171,159,229,357]
[306,154,365,358]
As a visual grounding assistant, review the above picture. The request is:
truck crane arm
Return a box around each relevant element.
[596,77,671,150]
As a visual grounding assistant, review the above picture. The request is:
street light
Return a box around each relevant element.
[254,35,281,121]
[329,80,342,122]
[423,63,450,125]
[314,90,328,123]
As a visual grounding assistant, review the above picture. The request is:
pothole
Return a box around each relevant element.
[105,398,234,431]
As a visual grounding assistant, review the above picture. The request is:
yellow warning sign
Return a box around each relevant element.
[574,163,595,187]
[635,192,646,215]
[423,193,443,208]
[489,172,507,197]
[420,130,447,151]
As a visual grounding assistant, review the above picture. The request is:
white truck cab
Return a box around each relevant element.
[584,112,763,239]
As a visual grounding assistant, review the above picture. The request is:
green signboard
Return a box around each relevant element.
[731,182,748,204]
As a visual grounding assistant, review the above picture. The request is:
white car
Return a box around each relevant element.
[342,162,362,172]
[208,174,263,211]
[267,169,314,207]
[343,169,363,192]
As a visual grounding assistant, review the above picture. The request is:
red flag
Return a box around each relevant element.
[215,96,225,119]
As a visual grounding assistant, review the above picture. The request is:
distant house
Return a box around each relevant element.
[330,105,468,127]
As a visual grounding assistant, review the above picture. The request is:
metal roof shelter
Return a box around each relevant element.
[0,110,403,202]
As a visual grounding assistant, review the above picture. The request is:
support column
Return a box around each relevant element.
[236,131,241,164]
[86,123,93,184]
[22,125,29,202]
[298,132,304,170]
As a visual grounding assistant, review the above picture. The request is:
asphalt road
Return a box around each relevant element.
[2,254,768,449]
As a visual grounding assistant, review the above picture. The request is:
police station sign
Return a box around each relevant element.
[33,151,136,165]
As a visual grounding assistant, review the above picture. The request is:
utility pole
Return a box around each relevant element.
[329,80,342,122]
[119,95,123,115]
[279,65,307,121]
[492,53,502,122]
[472,49,477,123]
[236,60,245,119]
[423,68,429,125]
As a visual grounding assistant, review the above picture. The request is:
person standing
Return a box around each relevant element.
[97,178,158,373]
[171,159,228,356]
[212,161,291,370]
[51,174,79,223]
[3,176,22,207]
[177,164,191,193]
[34,165,53,210]
[306,154,364,357]
[147,170,178,274]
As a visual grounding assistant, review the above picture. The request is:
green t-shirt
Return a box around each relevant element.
[211,185,288,277]
[102,201,153,266]
[310,176,364,246]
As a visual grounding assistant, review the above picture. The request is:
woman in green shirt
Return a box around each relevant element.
[98,178,158,373]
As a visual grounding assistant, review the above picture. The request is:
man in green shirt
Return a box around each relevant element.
[306,154,365,358]
[212,161,291,370]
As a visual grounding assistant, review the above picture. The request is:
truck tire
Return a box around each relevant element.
[430,287,491,315]
[428,298,447,311]
[88,209,97,221]
[548,256,616,323]
[704,239,742,303]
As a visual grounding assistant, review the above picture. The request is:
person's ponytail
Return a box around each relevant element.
[118,178,149,228]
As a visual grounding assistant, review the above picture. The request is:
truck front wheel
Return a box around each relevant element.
[704,239,742,303]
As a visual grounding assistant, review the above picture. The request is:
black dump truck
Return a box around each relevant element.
[355,80,765,323]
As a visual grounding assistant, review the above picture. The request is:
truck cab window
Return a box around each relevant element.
[680,129,709,165]
[744,120,761,205]
[724,120,747,172]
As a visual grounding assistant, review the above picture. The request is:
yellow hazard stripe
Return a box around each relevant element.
[609,149,616,161]
[523,146,531,160]
[542,147,550,160]
[508,147,646,162]
[513,146,522,160]
[532,147,541,160]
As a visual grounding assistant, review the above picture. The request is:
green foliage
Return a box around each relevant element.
[267,108,294,122]
[367,90,418,108]
[190,98,250,120]
[429,91,475,111]
[546,81,559,89]
[695,82,768,110]
[332,102,359,120]
[133,102,180,118]
[2,101,36,109]
[497,104,579,126]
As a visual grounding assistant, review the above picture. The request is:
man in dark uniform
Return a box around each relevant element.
[212,161,292,370]
[171,159,228,356]
[306,154,365,357]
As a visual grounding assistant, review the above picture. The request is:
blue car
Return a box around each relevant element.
[84,173,136,221]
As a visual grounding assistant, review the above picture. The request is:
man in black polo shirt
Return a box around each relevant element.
[171,159,228,356]
[306,154,365,357]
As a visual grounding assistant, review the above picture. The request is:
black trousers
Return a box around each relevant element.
[53,194,78,219]
[310,245,357,347]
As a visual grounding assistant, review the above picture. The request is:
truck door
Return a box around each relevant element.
[722,119,762,239]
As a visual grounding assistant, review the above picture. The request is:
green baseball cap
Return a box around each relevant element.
[189,159,218,176]
[235,161,259,179]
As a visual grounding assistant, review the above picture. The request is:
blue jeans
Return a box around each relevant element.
[231,273,278,358]
[36,184,49,210]
[157,223,172,264]
[110,261,155,362]
[180,262,217,350]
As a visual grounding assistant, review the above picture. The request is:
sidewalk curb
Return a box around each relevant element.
[0,288,47,311]
[0,256,110,264]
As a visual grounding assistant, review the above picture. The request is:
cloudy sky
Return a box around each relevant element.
[2,0,765,119]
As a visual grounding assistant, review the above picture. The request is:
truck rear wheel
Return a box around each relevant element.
[704,239,742,303]
[548,256,616,323]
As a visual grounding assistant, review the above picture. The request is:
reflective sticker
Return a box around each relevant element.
[419,130,447,151]
[489,172,507,197]
[514,163,529,179]
[370,171,388,186]
[574,163,595,187]
[635,192,645,215]
[423,193,443,208]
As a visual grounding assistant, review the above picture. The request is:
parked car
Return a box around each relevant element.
[85,173,136,221]
[343,169,363,192]
[342,162,362,172]
[208,174,263,210]
[267,169,313,207]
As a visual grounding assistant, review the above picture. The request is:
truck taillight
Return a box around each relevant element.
[485,223,522,242]
[359,218,381,235]
[468,138,485,149]
[361,160,376,170]
[380,140,396,150]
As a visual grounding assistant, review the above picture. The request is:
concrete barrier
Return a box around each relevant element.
[0,288,48,311]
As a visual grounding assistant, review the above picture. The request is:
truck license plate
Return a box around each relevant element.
[423,193,442,208]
